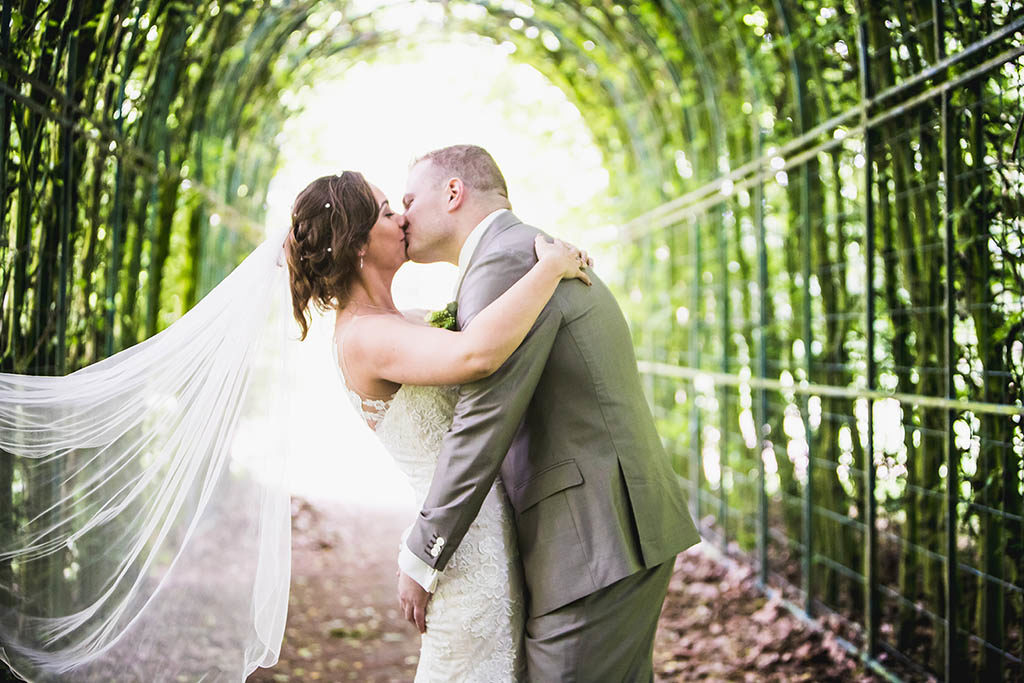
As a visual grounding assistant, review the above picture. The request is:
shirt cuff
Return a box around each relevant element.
[398,544,440,593]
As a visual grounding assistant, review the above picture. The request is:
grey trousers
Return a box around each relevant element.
[524,559,675,682]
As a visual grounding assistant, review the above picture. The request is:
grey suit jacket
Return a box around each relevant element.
[407,212,701,616]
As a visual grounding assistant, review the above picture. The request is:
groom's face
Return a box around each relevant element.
[402,160,452,263]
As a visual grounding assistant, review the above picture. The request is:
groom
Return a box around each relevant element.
[397,144,701,680]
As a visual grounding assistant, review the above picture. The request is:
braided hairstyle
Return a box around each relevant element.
[285,171,378,340]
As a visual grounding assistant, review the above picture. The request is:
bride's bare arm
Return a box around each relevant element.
[349,236,591,386]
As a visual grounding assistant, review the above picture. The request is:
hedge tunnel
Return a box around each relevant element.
[2,2,1023,680]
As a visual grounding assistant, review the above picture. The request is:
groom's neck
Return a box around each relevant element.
[447,201,511,265]
[446,222,478,265]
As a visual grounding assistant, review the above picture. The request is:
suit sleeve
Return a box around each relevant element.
[405,247,564,571]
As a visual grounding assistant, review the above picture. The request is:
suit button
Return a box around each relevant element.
[436,537,446,547]
[429,545,442,558]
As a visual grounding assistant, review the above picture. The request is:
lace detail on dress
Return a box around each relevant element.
[351,393,390,429]
[330,336,393,430]
[327,332,526,682]
[378,384,525,683]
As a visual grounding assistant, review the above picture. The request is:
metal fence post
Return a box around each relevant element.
[693,215,703,528]
[940,83,961,683]
[801,151,814,618]
[719,209,730,545]
[0,0,8,251]
[856,11,879,662]
[932,3,961,678]
[57,6,79,375]
[756,146,769,587]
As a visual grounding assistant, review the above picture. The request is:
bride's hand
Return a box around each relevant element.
[534,235,593,287]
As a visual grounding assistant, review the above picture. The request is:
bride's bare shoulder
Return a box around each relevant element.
[338,313,404,350]
[400,308,431,325]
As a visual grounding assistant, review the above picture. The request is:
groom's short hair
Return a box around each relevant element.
[414,144,509,199]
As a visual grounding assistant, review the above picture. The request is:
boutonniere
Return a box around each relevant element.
[426,301,458,330]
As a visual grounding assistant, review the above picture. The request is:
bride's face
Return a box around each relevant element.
[361,184,409,271]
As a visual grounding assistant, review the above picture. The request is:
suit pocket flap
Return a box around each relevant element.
[510,459,584,512]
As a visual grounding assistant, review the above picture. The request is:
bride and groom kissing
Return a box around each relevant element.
[289,143,702,681]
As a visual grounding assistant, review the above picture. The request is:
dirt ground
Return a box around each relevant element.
[246,498,885,682]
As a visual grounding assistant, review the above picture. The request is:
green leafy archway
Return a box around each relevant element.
[2,2,1022,680]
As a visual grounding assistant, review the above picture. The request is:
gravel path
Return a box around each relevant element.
[247,499,885,682]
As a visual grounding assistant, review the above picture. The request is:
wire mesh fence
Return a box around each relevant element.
[2,1,1022,681]
[616,5,1023,681]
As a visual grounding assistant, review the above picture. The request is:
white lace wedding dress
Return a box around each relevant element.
[331,332,526,682]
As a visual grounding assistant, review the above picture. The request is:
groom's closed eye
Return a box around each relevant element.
[402,194,413,209]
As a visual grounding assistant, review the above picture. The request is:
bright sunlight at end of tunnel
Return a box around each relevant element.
[270,30,611,508]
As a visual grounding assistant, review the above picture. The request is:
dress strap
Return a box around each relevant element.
[334,317,389,398]
[334,317,359,389]
[332,316,397,430]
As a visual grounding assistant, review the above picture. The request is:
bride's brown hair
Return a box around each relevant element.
[285,171,378,340]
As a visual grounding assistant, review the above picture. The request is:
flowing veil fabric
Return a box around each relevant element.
[0,225,297,681]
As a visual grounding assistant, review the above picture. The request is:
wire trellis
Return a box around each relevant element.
[2,2,1022,682]
[619,5,1024,682]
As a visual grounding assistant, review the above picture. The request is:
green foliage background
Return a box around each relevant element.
[1,2,1022,680]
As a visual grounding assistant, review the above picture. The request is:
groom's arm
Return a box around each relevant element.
[404,246,564,575]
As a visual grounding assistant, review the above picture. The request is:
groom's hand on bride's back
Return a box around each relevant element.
[398,569,432,634]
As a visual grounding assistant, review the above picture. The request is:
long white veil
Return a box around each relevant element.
[0,224,296,681]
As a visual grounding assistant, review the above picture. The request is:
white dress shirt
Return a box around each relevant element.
[399,208,511,593]
[455,208,511,296]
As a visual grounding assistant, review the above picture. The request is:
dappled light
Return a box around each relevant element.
[2,1,1023,681]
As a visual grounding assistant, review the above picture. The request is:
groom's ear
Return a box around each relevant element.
[445,178,465,213]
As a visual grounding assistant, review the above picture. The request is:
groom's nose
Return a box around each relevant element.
[397,213,409,229]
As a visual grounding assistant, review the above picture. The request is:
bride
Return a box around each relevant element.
[285,171,591,682]
[0,170,590,682]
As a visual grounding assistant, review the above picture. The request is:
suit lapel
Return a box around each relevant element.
[455,210,523,302]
